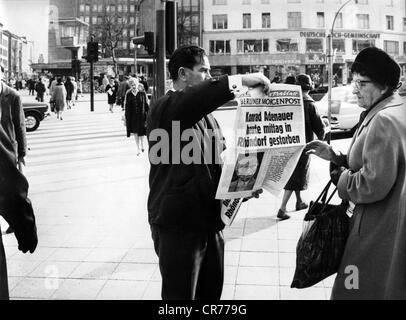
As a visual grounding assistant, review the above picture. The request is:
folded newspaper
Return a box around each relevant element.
[218,84,306,225]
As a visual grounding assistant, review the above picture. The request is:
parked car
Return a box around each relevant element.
[399,76,406,97]
[23,102,50,132]
[315,85,363,134]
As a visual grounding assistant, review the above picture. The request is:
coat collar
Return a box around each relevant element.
[302,92,314,102]
[359,93,404,130]
[0,83,12,97]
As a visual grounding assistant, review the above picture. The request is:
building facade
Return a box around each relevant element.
[203,0,406,84]
[0,23,34,81]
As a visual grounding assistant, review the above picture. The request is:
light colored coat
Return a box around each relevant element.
[332,94,406,300]
[51,84,67,111]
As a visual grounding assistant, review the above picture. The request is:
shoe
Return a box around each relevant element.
[277,209,290,220]
[296,202,308,211]
[5,226,14,234]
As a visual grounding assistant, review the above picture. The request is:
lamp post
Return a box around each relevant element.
[327,0,354,144]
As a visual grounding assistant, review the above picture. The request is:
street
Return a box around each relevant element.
[1,92,352,300]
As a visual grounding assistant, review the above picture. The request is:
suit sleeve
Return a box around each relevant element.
[337,114,399,204]
[11,95,27,158]
[309,102,325,140]
[161,75,234,127]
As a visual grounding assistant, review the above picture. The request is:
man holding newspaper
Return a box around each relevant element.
[147,45,269,300]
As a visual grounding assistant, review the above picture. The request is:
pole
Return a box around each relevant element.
[156,0,166,99]
[327,34,333,144]
[327,0,353,144]
[90,35,95,112]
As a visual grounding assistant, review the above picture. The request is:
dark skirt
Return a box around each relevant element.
[284,153,310,191]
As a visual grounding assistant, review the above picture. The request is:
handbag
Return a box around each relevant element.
[291,180,350,289]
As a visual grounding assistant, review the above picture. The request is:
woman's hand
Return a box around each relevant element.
[305,140,335,162]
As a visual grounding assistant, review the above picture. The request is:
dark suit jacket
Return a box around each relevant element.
[0,83,27,162]
[0,84,37,253]
[147,75,234,231]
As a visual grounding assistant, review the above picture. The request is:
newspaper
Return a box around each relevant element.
[217,84,306,225]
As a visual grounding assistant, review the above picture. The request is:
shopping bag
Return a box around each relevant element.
[291,180,350,289]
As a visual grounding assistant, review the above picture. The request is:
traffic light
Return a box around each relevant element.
[132,32,155,56]
[86,41,102,63]
[165,0,177,57]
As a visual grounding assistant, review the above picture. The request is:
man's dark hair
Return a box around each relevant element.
[168,45,206,81]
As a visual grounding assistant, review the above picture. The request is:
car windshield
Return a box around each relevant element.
[321,86,357,104]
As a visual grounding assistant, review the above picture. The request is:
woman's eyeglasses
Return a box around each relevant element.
[351,79,373,89]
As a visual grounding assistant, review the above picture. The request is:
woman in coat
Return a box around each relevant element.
[124,77,149,156]
[64,77,74,109]
[51,78,67,120]
[105,78,117,113]
[277,74,326,220]
[306,47,406,299]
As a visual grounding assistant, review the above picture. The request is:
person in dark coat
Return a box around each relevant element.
[147,45,270,300]
[277,73,326,220]
[0,64,38,300]
[139,75,149,93]
[116,76,130,110]
[34,79,46,102]
[28,78,35,95]
[105,78,117,113]
[124,77,149,155]
[64,77,74,109]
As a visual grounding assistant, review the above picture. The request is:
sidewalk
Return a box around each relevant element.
[1,99,351,300]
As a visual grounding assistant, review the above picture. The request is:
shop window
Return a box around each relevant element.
[237,39,269,54]
[262,13,271,28]
[287,0,300,3]
[288,12,301,28]
[213,0,227,4]
[213,14,228,29]
[243,13,251,29]
[384,40,399,56]
[386,16,394,30]
[209,40,231,55]
[333,39,345,53]
[276,39,298,52]
[404,42,406,55]
[403,18,406,31]
[317,12,325,28]
[356,14,369,29]
[306,38,323,52]
[352,40,374,54]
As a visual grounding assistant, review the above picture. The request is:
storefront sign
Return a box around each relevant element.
[300,31,380,39]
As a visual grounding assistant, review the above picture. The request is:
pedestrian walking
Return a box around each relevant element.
[64,77,74,109]
[105,78,117,113]
[116,76,130,110]
[28,78,35,95]
[277,74,326,220]
[34,78,46,102]
[71,77,78,106]
[51,78,67,120]
[147,45,269,300]
[305,47,406,299]
[124,77,149,155]
[0,63,38,300]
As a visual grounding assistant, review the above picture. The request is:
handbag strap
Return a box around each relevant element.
[307,180,335,216]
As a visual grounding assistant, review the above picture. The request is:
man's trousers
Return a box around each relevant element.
[151,226,224,300]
